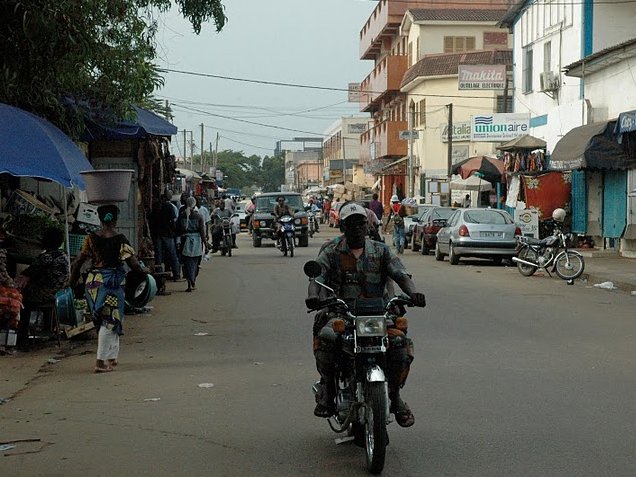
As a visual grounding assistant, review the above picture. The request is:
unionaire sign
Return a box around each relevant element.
[470,113,530,142]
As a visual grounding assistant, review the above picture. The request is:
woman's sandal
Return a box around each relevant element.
[94,366,114,373]
[108,359,118,367]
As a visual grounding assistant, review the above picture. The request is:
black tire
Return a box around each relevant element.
[365,382,388,475]
[449,243,459,265]
[225,236,232,257]
[411,234,420,252]
[516,247,538,276]
[421,237,429,256]
[252,234,262,248]
[298,233,309,247]
[287,235,294,257]
[492,257,502,265]
[554,251,584,280]
[221,249,226,256]
[435,242,444,261]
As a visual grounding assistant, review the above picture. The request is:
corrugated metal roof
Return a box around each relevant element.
[409,8,508,22]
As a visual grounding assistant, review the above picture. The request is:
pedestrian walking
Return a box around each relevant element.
[462,194,471,208]
[383,195,406,254]
[149,191,181,281]
[368,193,384,222]
[68,205,148,373]
[177,197,207,292]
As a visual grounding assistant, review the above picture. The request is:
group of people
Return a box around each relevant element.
[149,191,240,292]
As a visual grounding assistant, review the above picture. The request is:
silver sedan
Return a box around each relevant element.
[435,208,520,265]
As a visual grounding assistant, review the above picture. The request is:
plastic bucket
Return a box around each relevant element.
[125,271,157,308]
[80,169,134,204]
[55,287,77,326]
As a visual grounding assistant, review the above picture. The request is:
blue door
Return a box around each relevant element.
[571,170,587,233]
[602,170,627,238]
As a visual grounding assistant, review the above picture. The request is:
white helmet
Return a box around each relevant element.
[339,202,367,222]
[552,208,566,222]
[390,195,399,203]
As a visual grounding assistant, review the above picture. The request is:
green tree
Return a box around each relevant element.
[259,155,285,192]
[0,0,226,136]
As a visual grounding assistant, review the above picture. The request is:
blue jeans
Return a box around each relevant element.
[393,226,405,253]
[153,236,180,280]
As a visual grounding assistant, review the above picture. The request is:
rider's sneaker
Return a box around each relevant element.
[313,402,335,418]
[390,397,415,427]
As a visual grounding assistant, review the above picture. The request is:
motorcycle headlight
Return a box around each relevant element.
[355,317,386,337]
[260,221,268,227]
[294,218,301,225]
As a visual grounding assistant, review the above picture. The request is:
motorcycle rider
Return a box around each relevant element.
[210,200,234,252]
[306,202,426,427]
[273,196,294,238]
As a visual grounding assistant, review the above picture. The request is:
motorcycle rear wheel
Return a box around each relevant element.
[365,382,388,475]
[516,247,538,277]
[554,251,584,280]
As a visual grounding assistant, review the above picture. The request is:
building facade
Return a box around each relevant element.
[322,117,368,186]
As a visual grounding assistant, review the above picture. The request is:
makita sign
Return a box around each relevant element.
[470,113,530,141]
[458,65,506,90]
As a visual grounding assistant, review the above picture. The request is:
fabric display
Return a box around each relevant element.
[503,150,546,174]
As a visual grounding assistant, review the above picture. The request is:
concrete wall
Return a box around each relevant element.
[593,3,636,52]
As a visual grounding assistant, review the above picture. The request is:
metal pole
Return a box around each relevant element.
[447,103,453,206]
[341,135,346,185]
[200,123,204,173]
[409,107,415,197]
[182,129,187,166]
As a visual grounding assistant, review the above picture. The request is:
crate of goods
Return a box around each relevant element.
[0,329,17,346]
[75,203,101,226]
[6,190,56,217]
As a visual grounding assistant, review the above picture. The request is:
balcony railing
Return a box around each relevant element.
[359,55,408,113]
[359,0,422,60]
[359,119,407,163]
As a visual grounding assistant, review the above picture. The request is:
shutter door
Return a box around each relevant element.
[571,170,587,233]
[602,170,627,238]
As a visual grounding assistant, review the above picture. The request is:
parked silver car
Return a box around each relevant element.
[435,208,521,265]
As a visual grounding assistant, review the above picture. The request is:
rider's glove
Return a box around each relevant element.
[408,292,426,308]
[305,296,321,310]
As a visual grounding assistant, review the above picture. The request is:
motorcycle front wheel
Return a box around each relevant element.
[554,251,584,280]
[516,247,539,277]
[365,382,388,475]
[287,234,294,257]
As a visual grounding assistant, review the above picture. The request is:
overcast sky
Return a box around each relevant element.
[156,0,376,161]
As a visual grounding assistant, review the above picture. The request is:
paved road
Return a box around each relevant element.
[1,229,635,476]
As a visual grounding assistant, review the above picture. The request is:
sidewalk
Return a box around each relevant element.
[578,250,636,293]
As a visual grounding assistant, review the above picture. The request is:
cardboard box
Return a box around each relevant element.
[76,203,101,226]
[0,330,17,346]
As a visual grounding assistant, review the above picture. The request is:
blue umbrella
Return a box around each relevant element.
[0,102,93,188]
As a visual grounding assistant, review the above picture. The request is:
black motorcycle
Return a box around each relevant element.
[304,260,414,474]
[277,215,295,257]
[513,224,584,280]
[217,216,234,257]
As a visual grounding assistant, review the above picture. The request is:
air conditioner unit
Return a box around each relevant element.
[540,71,560,92]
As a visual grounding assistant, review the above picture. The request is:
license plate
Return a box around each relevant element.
[481,231,503,238]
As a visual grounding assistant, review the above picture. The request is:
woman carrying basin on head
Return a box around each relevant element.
[68,205,148,373]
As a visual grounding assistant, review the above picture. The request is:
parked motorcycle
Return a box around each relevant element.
[304,260,414,474]
[277,215,295,257]
[513,223,584,280]
[218,216,234,257]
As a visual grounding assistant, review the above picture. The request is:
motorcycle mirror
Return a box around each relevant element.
[303,260,322,278]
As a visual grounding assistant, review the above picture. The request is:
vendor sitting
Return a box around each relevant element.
[17,227,69,342]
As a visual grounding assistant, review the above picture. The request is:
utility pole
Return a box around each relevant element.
[200,123,204,173]
[164,100,170,121]
[189,130,194,171]
[341,136,346,185]
[214,132,220,169]
[408,107,415,197]
[447,103,453,206]
[182,129,187,167]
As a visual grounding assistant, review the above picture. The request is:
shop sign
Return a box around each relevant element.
[348,123,367,134]
[347,83,361,102]
[616,110,636,134]
[441,121,471,142]
[471,113,530,142]
[451,145,470,164]
[458,65,506,90]
[514,208,539,238]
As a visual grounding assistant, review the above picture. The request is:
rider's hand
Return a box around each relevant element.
[305,296,321,310]
[408,292,426,307]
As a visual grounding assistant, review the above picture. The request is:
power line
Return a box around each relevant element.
[219,136,274,152]
[160,67,504,100]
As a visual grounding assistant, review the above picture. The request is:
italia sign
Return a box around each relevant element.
[470,113,530,142]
